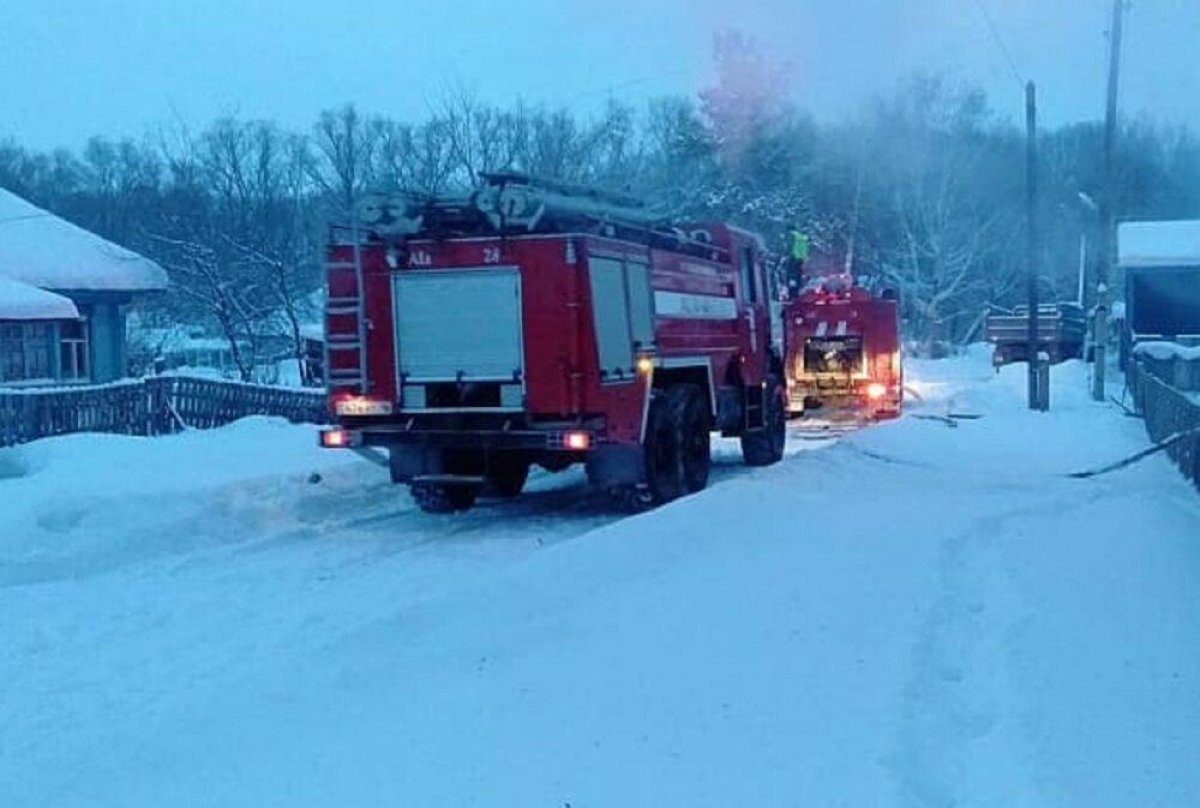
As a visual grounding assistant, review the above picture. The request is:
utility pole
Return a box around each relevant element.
[1026,81,1046,410]
[1094,0,1125,401]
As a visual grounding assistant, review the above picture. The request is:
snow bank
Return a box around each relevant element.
[0,417,354,575]
[1118,219,1200,267]
[901,342,997,409]
[0,274,79,319]
[0,187,167,291]
[7,416,329,497]
[861,358,1144,476]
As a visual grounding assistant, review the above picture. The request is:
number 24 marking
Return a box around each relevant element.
[483,246,501,264]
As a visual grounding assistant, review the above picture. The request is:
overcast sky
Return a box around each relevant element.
[1,0,1197,151]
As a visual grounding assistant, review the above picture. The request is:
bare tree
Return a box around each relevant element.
[867,77,1024,353]
[437,91,524,185]
[144,117,320,381]
[148,229,272,380]
[312,104,382,213]
[374,117,456,195]
[6,65,1200,375]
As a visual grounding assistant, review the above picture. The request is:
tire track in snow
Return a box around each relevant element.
[891,488,1113,807]
[2,432,823,589]
[0,432,846,780]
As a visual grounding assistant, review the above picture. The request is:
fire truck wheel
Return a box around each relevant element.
[410,482,480,514]
[666,384,711,494]
[643,391,685,504]
[485,456,530,498]
[741,376,787,467]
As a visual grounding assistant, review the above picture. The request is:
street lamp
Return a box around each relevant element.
[1073,190,1112,390]
[1076,192,1099,306]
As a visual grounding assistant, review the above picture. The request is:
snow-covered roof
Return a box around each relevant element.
[1133,340,1200,361]
[129,326,237,354]
[0,275,80,320]
[0,187,168,292]
[172,337,234,352]
[1118,220,1200,268]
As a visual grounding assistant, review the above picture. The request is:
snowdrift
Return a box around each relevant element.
[2,353,1198,807]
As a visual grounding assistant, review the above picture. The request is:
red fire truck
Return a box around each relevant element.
[319,173,787,512]
[781,274,902,418]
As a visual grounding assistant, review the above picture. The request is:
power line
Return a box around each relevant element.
[972,0,1026,88]
[559,68,694,105]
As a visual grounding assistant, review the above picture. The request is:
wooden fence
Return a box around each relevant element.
[0,376,328,448]
[1131,359,1200,492]
[1134,353,1200,393]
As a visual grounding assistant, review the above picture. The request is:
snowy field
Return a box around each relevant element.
[2,350,1198,807]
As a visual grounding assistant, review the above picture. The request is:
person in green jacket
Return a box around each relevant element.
[785,229,809,297]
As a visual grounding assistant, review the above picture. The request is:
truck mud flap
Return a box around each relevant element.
[388,444,444,484]
[586,444,645,487]
[352,447,389,468]
[715,386,743,434]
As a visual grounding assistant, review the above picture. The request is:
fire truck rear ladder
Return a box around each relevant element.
[324,233,369,394]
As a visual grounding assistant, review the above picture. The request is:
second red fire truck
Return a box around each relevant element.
[780,272,903,419]
[319,173,787,512]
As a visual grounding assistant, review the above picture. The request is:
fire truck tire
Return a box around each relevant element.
[666,384,711,494]
[485,456,530,498]
[741,376,787,467]
[410,482,479,514]
[642,391,685,505]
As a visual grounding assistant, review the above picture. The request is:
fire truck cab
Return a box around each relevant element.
[319,173,787,512]
[782,275,902,419]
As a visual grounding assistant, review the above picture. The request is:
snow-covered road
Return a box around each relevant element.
[3,352,1198,806]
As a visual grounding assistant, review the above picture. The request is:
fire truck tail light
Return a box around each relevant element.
[866,382,887,400]
[563,431,591,451]
[320,428,351,449]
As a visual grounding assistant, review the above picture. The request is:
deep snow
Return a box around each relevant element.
[2,352,1197,807]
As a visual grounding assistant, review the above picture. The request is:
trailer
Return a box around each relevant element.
[781,276,902,419]
[985,302,1087,368]
[318,173,786,512]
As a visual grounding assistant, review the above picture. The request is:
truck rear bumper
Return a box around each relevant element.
[319,416,646,488]
[322,411,606,450]
[788,379,901,416]
[321,425,599,452]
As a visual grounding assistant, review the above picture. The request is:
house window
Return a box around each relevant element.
[60,319,90,382]
[0,322,56,384]
[26,323,53,379]
[0,324,23,381]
